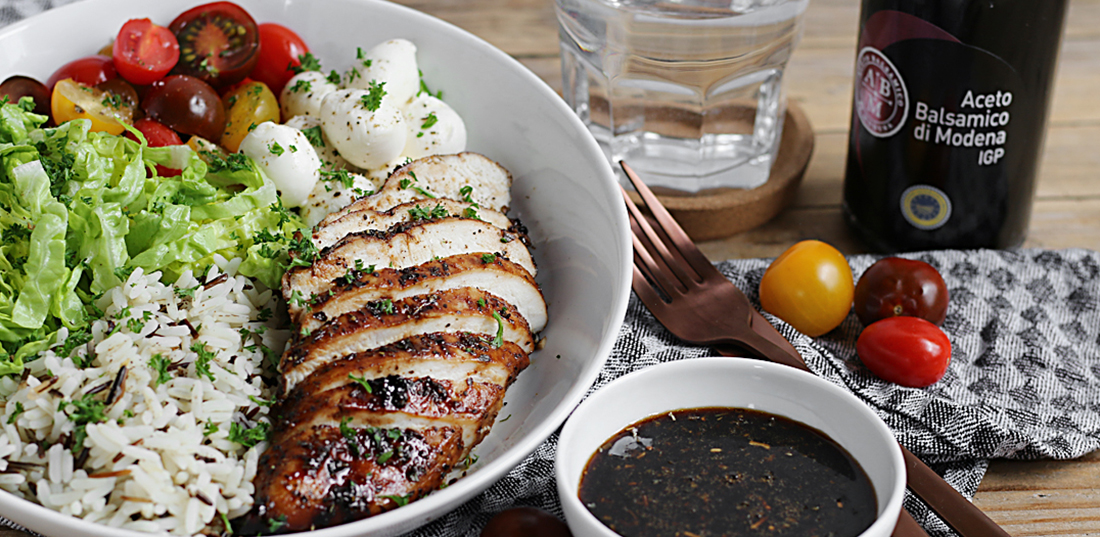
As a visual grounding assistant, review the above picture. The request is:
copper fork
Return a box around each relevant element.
[620,161,1008,537]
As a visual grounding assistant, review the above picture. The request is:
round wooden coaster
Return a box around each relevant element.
[627,100,815,241]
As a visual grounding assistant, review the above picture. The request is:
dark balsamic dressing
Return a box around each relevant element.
[579,407,877,537]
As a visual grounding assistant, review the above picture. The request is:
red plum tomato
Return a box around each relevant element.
[854,257,949,327]
[46,55,117,90]
[857,316,951,388]
[113,18,180,85]
[169,1,260,88]
[480,507,572,537]
[759,240,855,337]
[142,74,225,141]
[252,23,309,96]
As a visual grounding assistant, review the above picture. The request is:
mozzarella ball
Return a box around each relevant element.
[347,39,419,108]
[280,71,339,120]
[239,122,321,207]
[402,94,467,159]
[320,89,407,170]
[284,114,356,172]
[301,170,378,227]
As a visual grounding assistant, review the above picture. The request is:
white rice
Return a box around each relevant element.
[0,255,290,535]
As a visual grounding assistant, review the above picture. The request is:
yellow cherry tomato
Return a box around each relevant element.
[759,240,854,337]
[50,78,133,135]
[219,80,280,153]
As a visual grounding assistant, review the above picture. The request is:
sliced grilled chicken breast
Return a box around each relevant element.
[293,254,547,334]
[242,423,463,533]
[312,198,516,251]
[280,288,533,393]
[283,217,536,302]
[318,152,512,225]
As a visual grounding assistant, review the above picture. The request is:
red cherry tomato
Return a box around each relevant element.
[46,55,117,90]
[857,316,951,388]
[126,118,184,177]
[112,19,180,86]
[169,2,260,89]
[252,23,309,96]
[142,74,226,141]
[854,257,949,327]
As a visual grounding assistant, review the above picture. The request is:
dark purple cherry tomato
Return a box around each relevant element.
[0,75,52,119]
[46,55,117,90]
[96,77,143,122]
[857,316,952,388]
[854,257,948,327]
[141,74,225,141]
[169,2,260,88]
[480,507,573,537]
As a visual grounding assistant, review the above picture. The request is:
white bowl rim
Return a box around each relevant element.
[555,357,907,537]
[0,1,632,536]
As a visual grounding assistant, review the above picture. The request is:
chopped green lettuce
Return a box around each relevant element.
[0,99,308,374]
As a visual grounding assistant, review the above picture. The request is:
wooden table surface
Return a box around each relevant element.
[390,0,1100,535]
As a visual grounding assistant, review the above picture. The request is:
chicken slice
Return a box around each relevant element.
[283,217,535,302]
[317,152,512,225]
[280,288,533,393]
[312,198,517,251]
[292,253,547,334]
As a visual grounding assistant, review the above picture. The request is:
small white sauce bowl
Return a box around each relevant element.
[556,357,905,537]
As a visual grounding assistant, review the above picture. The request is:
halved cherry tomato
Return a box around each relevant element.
[126,118,184,177]
[252,23,309,96]
[113,18,180,86]
[854,257,949,327]
[96,77,143,121]
[759,240,854,337]
[1,75,52,120]
[219,80,279,152]
[169,2,260,88]
[46,55,117,90]
[142,74,225,141]
[51,78,133,135]
[857,316,951,388]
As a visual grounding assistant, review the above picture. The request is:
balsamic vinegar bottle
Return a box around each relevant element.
[842,0,1069,251]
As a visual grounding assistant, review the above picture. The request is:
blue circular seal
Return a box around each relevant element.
[900,185,952,230]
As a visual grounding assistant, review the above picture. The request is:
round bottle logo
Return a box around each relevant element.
[855,47,909,138]
[901,185,952,230]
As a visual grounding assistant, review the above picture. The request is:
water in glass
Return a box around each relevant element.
[556,0,809,192]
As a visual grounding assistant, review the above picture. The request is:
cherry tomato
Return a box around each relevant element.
[96,77,143,121]
[854,257,949,327]
[51,78,133,135]
[857,316,951,387]
[252,23,309,96]
[1,75,52,119]
[759,240,854,337]
[46,55,117,90]
[126,118,183,177]
[169,2,260,88]
[219,80,279,152]
[112,18,180,86]
[480,507,573,537]
[142,74,226,141]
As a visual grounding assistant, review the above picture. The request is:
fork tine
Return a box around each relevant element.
[625,198,684,297]
[619,162,719,278]
[620,184,698,287]
[631,263,670,313]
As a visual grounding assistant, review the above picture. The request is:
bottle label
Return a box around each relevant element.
[855,47,909,138]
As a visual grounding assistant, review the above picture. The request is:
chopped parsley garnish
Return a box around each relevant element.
[378,298,394,315]
[381,493,411,506]
[287,234,320,266]
[1,223,31,245]
[360,80,387,112]
[420,112,438,130]
[190,342,217,382]
[477,298,486,308]
[65,392,109,452]
[290,52,323,74]
[326,69,342,85]
[417,69,442,99]
[339,416,360,457]
[202,151,252,174]
[459,185,476,203]
[228,421,271,448]
[301,125,325,147]
[6,401,24,425]
[204,420,219,436]
[149,352,172,386]
[320,168,356,189]
[289,79,312,93]
[268,142,285,156]
[100,93,124,110]
[288,289,309,307]
[348,373,373,393]
[376,450,394,464]
[58,326,93,365]
[481,253,496,264]
[266,514,288,534]
[174,284,198,298]
[463,206,480,220]
[248,395,275,407]
[407,204,449,221]
[491,311,504,348]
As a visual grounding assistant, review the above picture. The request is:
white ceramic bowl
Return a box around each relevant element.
[0,1,631,536]
[556,358,906,537]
